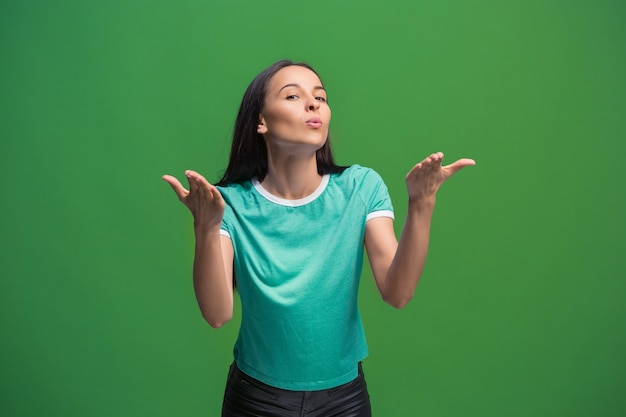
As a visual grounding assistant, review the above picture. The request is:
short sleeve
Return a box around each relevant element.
[359,168,394,222]
[216,186,234,239]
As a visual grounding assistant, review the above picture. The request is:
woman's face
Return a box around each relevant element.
[257,65,331,153]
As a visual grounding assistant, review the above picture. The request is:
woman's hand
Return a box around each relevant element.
[162,170,225,233]
[163,171,233,327]
[406,152,475,204]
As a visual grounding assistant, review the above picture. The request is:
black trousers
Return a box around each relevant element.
[221,362,372,417]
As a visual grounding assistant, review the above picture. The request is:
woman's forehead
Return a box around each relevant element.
[268,66,323,90]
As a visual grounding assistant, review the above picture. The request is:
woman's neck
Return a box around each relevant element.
[261,151,321,200]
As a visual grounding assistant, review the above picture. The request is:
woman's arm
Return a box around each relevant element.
[192,231,234,328]
[365,152,475,309]
[163,170,234,328]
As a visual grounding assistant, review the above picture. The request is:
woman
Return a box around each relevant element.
[163,60,475,416]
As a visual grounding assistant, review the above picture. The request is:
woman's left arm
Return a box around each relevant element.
[365,152,475,309]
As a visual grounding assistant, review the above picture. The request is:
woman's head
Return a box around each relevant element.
[217,60,345,185]
[257,64,331,156]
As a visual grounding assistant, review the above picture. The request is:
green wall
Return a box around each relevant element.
[1,1,625,416]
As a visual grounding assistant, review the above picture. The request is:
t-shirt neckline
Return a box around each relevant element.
[251,174,330,207]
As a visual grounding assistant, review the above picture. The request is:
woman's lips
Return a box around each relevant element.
[306,118,323,128]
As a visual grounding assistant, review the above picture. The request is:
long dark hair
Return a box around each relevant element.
[217,60,347,186]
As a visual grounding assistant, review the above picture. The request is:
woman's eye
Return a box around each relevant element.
[316,96,327,102]
[286,95,298,100]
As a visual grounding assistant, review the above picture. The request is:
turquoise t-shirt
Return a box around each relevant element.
[217,165,394,390]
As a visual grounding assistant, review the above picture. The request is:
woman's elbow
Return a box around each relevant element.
[203,311,232,329]
[382,292,414,309]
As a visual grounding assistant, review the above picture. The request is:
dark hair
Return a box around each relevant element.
[217,60,347,186]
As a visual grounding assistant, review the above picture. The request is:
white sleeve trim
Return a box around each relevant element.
[219,229,231,239]
[366,210,395,222]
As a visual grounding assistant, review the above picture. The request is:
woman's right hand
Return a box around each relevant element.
[162,170,225,233]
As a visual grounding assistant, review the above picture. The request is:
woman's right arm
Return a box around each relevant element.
[192,230,234,328]
[162,170,234,328]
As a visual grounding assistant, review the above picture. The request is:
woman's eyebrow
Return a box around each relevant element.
[278,83,326,92]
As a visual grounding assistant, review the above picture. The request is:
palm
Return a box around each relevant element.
[405,152,475,201]
[162,170,225,231]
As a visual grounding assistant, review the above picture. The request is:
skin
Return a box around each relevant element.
[257,65,332,199]
[162,65,476,327]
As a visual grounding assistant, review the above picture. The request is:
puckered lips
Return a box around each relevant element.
[305,117,323,128]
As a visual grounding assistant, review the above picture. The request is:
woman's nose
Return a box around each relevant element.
[307,99,320,111]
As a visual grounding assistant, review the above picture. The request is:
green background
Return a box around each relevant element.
[1,1,625,416]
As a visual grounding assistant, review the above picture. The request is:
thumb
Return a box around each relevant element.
[162,174,188,200]
[444,158,476,177]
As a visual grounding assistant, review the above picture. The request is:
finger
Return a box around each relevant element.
[429,152,443,161]
[406,162,422,179]
[432,152,444,167]
[186,169,212,187]
[185,170,204,194]
[421,152,444,175]
[425,152,443,164]
[189,171,218,197]
[443,158,476,176]
[162,175,189,200]
[208,185,226,207]
[406,151,445,178]
[408,156,431,174]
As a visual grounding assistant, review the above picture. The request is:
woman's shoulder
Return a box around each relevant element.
[216,180,254,200]
[330,165,389,202]
[334,164,385,184]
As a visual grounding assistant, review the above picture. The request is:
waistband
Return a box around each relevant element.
[228,361,364,394]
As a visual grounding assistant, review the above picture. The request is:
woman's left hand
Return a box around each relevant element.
[405,152,475,203]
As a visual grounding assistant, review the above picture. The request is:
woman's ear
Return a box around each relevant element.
[257,114,268,135]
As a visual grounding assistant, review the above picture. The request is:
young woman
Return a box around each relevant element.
[163,60,475,416]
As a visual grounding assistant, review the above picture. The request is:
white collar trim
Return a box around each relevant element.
[252,174,330,207]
